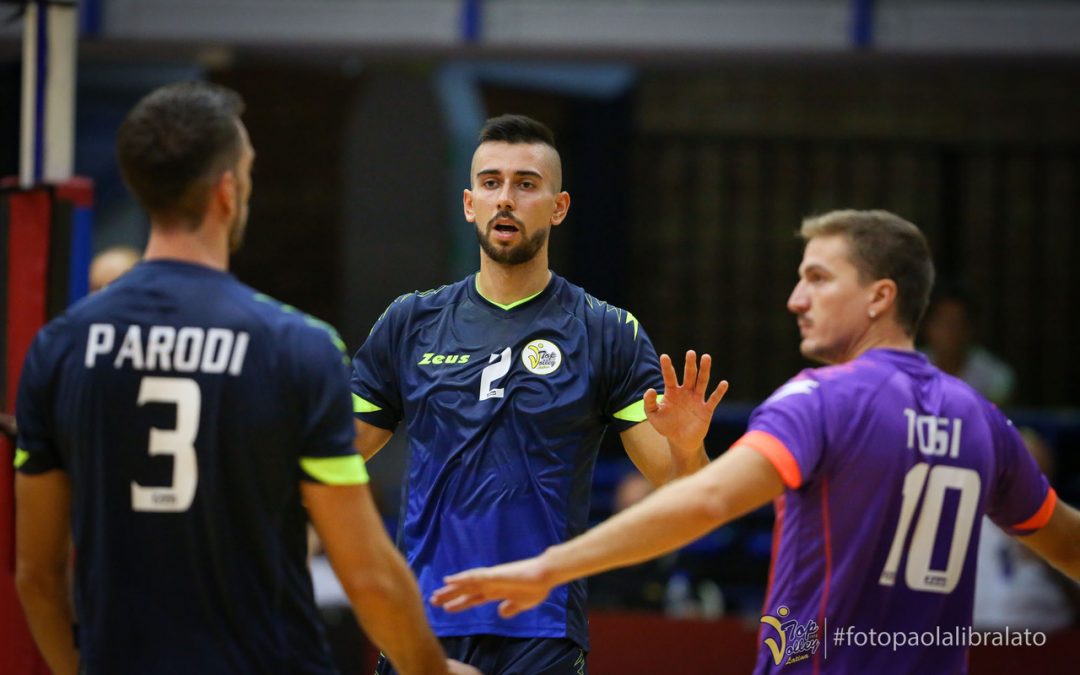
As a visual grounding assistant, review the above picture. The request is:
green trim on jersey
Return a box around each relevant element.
[624,310,640,340]
[253,293,349,362]
[13,448,29,469]
[474,276,546,311]
[353,393,383,413]
[300,454,369,485]
[613,394,664,422]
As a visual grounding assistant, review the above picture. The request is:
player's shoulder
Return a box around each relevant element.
[373,279,464,327]
[25,310,79,365]
[762,353,893,408]
[762,371,823,407]
[28,284,120,358]
[808,349,935,393]
[939,371,1013,429]
[402,279,462,310]
[244,291,348,356]
[556,276,644,338]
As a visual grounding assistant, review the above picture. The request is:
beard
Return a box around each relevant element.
[474,216,548,265]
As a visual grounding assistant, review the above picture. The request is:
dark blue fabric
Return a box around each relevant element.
[16,260,354,674]
[376,635,587,675]
[352,273,663,650]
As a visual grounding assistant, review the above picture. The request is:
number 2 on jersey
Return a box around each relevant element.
[131,376,200,512]
[879,463,981,593]
[479,347,512,401]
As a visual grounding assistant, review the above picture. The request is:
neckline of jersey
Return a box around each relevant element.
[471,273,555,312]
[861,347,932,369]
[864,347,925,361]
[140,258,233,278]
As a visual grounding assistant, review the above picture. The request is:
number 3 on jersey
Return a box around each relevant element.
[131,376,200,512]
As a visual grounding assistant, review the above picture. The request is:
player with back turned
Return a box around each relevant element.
[13,82,477,675]
[433,210,1080,674]
[350,114,727,673]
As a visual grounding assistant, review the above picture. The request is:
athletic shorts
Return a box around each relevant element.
[374,635,586,675]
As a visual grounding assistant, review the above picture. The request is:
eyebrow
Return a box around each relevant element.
[476,168,544,180]
[799,262,830,275]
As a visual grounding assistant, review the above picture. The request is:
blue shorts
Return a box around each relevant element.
[375,635,586,675]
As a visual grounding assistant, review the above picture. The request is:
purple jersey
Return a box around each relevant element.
[738,349,1054,675]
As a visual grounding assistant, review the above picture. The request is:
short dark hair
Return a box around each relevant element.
[800,209,935,337]
[117,81,245,225]
[478,114,556,148]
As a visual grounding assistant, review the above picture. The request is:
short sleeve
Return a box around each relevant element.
[14,326,65,475]
[292,322,366,485]
[985,409,1053,536]
[742,375,827,489]
[602,309,664,432]
[350,297,406,430]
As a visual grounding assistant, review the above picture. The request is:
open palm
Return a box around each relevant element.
[431,558,553,620]
[644,351,728,452]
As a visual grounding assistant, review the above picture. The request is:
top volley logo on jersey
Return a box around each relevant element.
[522,339,562,375]
[760,605,820,666]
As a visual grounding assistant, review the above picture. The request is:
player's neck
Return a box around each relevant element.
[143,219,230,272]
[846,327,915,362]
[475,255,552,307]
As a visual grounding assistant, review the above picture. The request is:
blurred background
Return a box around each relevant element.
[3,1,1079,671]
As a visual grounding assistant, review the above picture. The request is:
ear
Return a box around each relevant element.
[550,191,570,226]
[868,279,898,319]
[463,188,475,223]
[216,169,237,217]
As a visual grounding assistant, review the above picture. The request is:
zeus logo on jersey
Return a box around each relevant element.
[84,323,250,375]
[418,353,471,365]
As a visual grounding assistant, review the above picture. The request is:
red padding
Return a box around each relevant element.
[5,189,51,410]
[1,188,52,675]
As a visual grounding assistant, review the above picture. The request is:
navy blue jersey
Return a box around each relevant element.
[15,260,366,675]
[351,273,663,649]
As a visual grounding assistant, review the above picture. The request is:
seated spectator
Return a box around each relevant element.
[974,428,1080,631]
[587,473,671,612]
[922,284,1015,404]
[89,245,141,292]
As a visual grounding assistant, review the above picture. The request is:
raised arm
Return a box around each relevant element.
[620,351,728,485]
[432,442,783,618]
[302,480,478,675]
[15,470,78,675]
[1017,498,1080,580]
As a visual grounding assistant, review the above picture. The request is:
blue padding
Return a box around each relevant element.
[68,205,92,304]
[79,0,102,37]
[33,0,49,184]
[460,0,481,44]
[850,0,875,49]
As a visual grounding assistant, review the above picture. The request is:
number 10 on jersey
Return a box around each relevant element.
[879,409,978,594]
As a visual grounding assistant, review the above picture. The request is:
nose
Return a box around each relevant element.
[496,183,514,212]
[787,280,808,314]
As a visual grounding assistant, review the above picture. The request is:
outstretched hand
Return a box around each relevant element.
[644,351,728,453]
[430,557,553,620]
[447,659,482,675]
